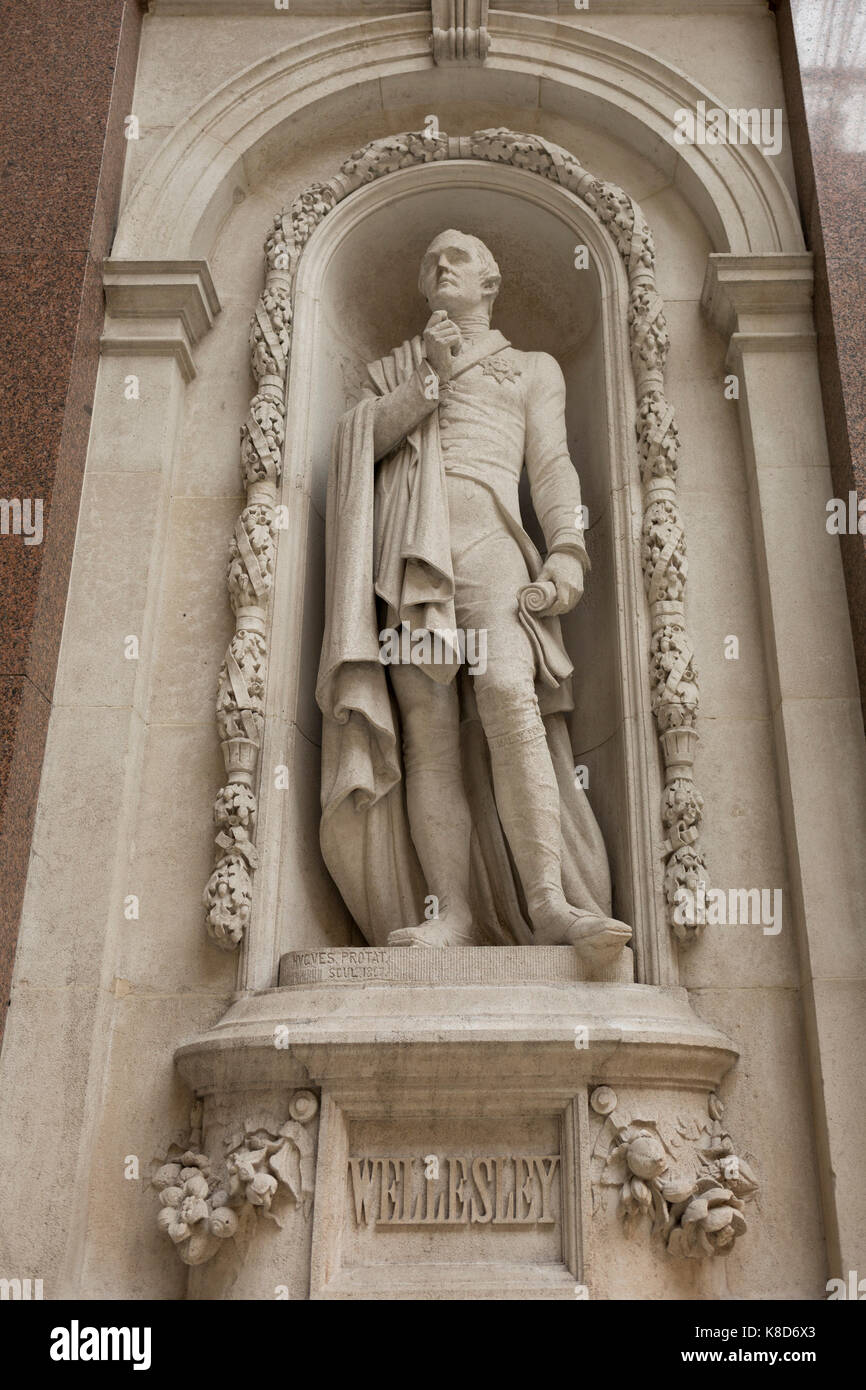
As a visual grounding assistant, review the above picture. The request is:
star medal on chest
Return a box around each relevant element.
[480,351,522,385]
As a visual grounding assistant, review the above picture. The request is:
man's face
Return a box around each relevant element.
[420,234,489,315]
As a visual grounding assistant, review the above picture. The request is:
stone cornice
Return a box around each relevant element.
[701,252,815,344]
[102,259,220,341]
[144,2,766,14]
[100,258,221,380]
[174,978,739,1096]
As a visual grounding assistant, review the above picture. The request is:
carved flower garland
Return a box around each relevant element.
[153,1092,318,1267]
[204,127,708,950]
[153,1149,238,1266]
[591,1091,759,1258]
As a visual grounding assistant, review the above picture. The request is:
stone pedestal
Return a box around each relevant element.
[176,948,738,1300]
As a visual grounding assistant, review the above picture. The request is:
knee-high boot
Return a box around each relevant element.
[487,718,632,957]
[486,719,569,924]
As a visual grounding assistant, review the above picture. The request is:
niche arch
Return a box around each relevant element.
[205,130,704,994]
[113,13,803,265]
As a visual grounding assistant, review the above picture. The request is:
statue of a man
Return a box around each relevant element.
[316,230,631,965]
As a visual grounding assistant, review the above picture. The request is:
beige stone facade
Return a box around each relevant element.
[0,1,863,1301]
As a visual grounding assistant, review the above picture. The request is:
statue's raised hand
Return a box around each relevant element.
[537,552,585,616]
[423,310,462,383]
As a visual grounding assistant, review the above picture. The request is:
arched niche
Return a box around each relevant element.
[247,160,668,991]
[113,14,803,266]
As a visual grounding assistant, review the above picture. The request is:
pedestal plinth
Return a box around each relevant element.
[176,948,738,1299]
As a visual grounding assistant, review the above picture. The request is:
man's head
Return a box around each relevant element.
[418,230,501,318]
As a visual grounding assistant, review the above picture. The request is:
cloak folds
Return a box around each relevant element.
[315,338,612,946]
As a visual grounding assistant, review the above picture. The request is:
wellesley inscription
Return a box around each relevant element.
[349,1154,561,1227]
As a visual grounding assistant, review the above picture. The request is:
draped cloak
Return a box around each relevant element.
[315,335,612,945]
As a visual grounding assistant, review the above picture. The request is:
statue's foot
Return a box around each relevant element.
[388,914,481,948]
[532,902,632,964]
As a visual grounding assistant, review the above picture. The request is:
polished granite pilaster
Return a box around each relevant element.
[775,0,866,725]
[0,1,144,1051]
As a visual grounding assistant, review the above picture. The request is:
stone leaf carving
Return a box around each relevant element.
[628,284,670,377]
[153,1149,237,1267]
[205,627,266,950]
[591,1091,758,1258]
[340,133,448,190]
[224,1121,316,1223]
[205,126,708,950]
[202,852,254,951]
[250,283,291,378]
[227,505,276,614]
[203,782,258,950]
[215,631,266,744]
[153,1091,319,1267]
[636,390,679,484]
[240,393,284,489]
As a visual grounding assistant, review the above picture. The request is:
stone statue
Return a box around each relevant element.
[316,229,631,964]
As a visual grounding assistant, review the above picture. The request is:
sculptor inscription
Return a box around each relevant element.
[348,1154,561,1227]
[294,949,389,982]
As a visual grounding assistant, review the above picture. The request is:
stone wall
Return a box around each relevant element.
[0,1,862,1300]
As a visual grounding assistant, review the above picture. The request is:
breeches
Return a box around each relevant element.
[392,477,541,752]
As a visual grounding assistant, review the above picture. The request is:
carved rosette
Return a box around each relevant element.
[204,126,707,949]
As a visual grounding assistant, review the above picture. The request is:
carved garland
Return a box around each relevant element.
[153,1091,319,1267]
[590,1088,759,1259]
[203,128,707,952]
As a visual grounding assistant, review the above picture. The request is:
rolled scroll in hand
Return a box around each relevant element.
[519,579,558,616]
[516,580,573,689]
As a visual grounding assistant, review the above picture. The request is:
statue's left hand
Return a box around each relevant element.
[537,552,585,615]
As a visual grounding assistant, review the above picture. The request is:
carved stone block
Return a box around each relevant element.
[431,1,489,65]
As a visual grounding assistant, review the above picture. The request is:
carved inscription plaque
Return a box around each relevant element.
[324,1114,575,1296]
[348,1154,561,1227]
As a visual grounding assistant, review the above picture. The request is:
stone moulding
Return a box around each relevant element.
[101,259,221,383]
[202,127,708,954]
[431,1,489,64]
[112,15,803,264]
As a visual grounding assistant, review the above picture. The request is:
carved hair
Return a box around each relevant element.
[418,229,502,307]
